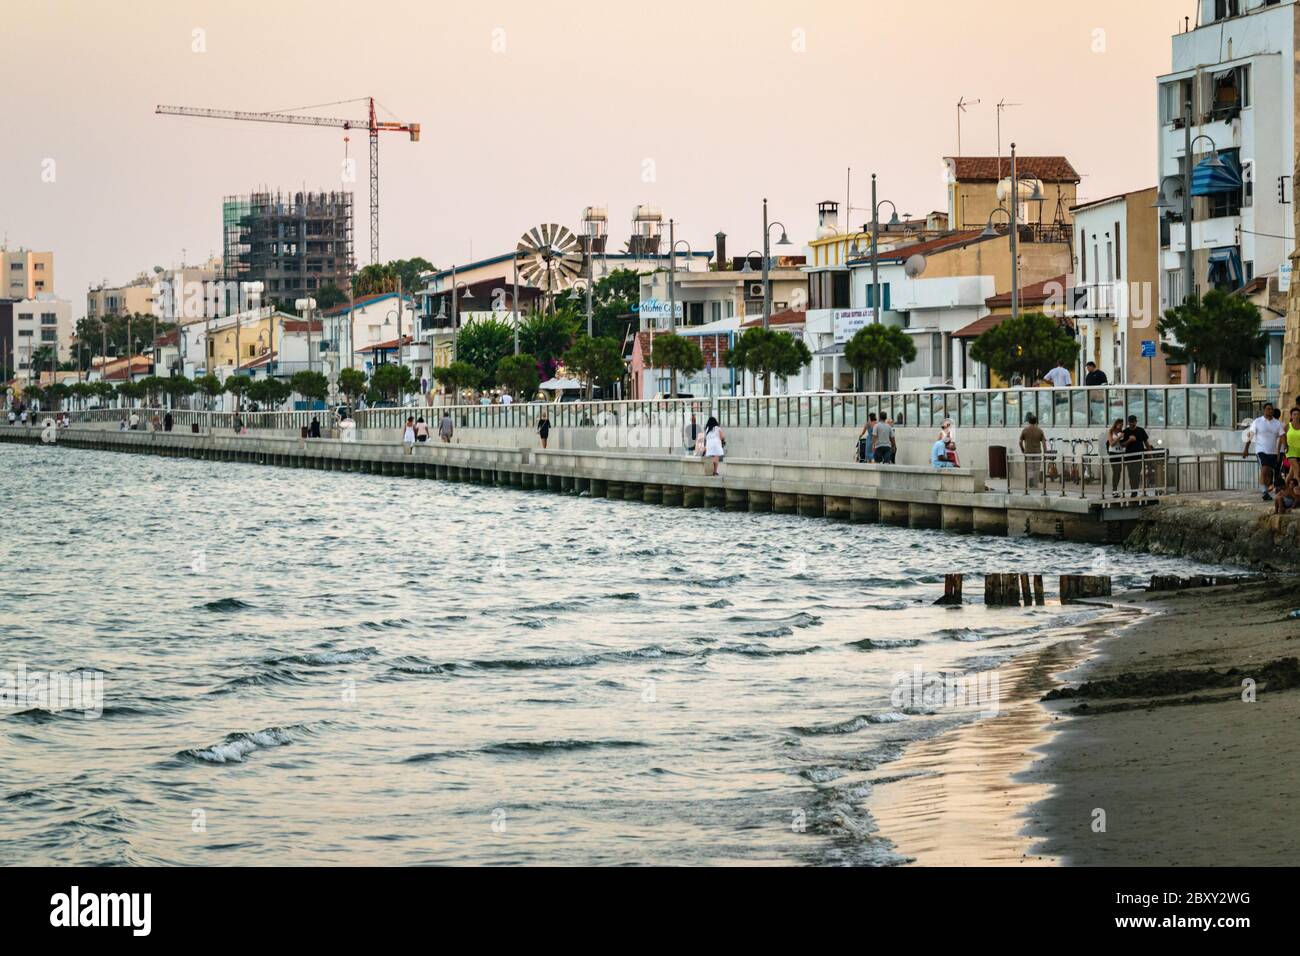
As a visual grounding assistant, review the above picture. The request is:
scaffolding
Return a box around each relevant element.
[221,190,354,304]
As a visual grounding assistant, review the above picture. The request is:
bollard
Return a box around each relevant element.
[984,573,1024,607]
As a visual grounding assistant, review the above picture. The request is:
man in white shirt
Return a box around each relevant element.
[500,392,513,406]
[1243,403,1287,501]
[1044,361,1073,388]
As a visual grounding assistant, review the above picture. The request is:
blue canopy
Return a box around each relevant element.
[1191,152,1242,196]
[1207,246,1243,288]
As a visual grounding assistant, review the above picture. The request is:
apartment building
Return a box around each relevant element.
[2,248,54,298]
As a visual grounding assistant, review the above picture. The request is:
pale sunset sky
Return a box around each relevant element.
[0,0,1198,304]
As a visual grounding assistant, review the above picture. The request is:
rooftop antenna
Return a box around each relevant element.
[956,97,980,156]
[996,99,1022,174]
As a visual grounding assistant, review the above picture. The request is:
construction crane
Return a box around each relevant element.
[156,97,419,265]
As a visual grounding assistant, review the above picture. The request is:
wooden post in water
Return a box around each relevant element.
[934,574,964,605]
[1019,574,1032,606]
[1032,575,1045,606]
[1059,575,1112,603]
[984,573,1024,606]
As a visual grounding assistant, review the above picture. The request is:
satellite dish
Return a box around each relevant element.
[516,224,585,299]
[904,254,927,279]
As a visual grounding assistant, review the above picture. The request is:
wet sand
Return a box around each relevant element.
[870,580,1300,866]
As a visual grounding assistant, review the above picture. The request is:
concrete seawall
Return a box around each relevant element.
[2,425,1170,546]
[1126,496,1300,571]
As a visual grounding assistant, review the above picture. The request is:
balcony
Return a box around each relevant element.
[1067,282,1119,318]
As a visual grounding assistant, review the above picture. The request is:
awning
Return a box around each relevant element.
[1191,152,1242,196]
[538,377,583,391]
[1208,247,1244,288]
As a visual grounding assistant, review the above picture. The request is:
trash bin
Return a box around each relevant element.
[191,423,200,434]
[300,425,309,439]
[988,444,1008,480]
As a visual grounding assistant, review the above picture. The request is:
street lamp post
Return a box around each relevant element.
[512,254,521,355]
[869,175,900,328]
[1154,106,1219,307]
[760,198,792,330]
[666,219,692,335]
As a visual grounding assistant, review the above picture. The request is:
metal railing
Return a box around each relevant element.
[350,385,1237,433]
[47,384,1238,435]
[1007,450,1253,500]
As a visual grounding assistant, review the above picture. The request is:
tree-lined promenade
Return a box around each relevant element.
[12,286,1269,414]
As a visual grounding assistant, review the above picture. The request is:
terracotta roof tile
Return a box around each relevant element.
[947,156,1080,183]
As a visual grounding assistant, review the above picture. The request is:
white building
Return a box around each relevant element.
[1156,0,1297,309]
[10,295,73,378]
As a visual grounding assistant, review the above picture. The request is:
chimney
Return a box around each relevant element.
[715,232,727,269]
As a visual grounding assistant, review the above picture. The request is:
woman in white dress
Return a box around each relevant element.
[703,415,725,476]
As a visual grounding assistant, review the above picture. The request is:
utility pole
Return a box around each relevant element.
[871,177,880,327]
[1010,143,1020,320]
[1182,99,1195,306]
[512,255,520,355]
[397,274,404,368]
[761,202,771,330]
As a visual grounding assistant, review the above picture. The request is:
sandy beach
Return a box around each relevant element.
[871,578,1300,866]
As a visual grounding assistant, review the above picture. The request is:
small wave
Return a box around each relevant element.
[479,739,648,757]
[271,646,377,667]
[939,627,1003,642]
[382,644,692,678]
[705,643,821,658]
[846,638,922,651]
[201,597,253,612]
[605,592,640,601]
[178,725,305,764]
[792,712,909,736]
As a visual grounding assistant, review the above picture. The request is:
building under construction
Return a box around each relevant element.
[222,190,354,306]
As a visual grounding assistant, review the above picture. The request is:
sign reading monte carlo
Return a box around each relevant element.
[638,299,683,320]
[833,308,876,344]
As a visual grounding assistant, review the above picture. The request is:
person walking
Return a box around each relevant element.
[1243,403,1286,500]
[684,412,699,456]
[308,416,322,439]
[1105,417,1126,494]
[537,411,551,449]
[703,415,726,476]
[438,410,454,443]
[871,416,895,464]
[414,416,430,443]
[1084,361,1108,387]
[1284,407,1300,482]
[402,416,416,453]
[163,411,173,432]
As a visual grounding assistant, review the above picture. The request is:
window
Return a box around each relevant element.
[1213,0,1240,21]
[18,329,33,337]
[41,313,57,324]
[9,262,22,271]
[1206,65,1249,121]
[34,262,44,271]
[1161,79,1193,125]
[41,329,57,342]
[1114,222,1122,279]
[1079,231,1087,282]
[1165,269,1184,307]
[865,283,891,310]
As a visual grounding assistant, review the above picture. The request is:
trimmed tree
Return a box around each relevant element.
[495,353,541,399]
[433,361,484,403]
[195,374,224,410]
[650,334,705,398]
[564,336,625,399]
[370,363,415,404]
[844,323,918,392]
[970,312,1079,385]
[337,368,368,407]
[729,327,814,395]
[289,370,330,405]
[1158,288,1267,383]
[224,375,250,410]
